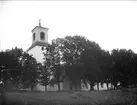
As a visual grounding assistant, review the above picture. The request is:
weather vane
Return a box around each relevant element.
[39,19,41,27]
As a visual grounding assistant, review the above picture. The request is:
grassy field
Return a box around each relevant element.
[1,90,136,105]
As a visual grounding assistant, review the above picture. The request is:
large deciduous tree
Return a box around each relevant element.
[39,62,50,92]
[51,35,102,90]
[0,47,24,91]
[81,49,102,90]
[43,44,63,91]
[110,49,137,89]
[21,53,39,92]
[99,50,113,90]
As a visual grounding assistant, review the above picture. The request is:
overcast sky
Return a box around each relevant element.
[0,1,137,53]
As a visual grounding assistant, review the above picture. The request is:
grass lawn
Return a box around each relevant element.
[1,90,136,105]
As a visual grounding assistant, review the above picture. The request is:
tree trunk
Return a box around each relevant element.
[106,83,109,90]
[57,82,60,91]
[70,85,72,91]
[97,83,99,91]
[89,82,94,91]
[0,84,4,96]
[114,85,117,90]
[3,80,7,92]
[111,83,113,89]
[69,82,73,91]
[114,86,115,90]
[30,85,33,92]
[45,85,47,92]
[90,87,94,91]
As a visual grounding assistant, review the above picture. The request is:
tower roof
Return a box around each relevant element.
[31,20,49,32]
[27,41,48,52]
[31,26,49,32]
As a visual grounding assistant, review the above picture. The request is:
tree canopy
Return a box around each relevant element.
[1,35,137,92]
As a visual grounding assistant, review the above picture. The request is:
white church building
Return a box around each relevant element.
[27,21,90,92]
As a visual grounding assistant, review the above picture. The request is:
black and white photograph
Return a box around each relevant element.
[0,0,137,105]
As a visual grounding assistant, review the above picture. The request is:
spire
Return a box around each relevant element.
[39,19,41,27]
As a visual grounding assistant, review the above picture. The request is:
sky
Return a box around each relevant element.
[1,1,137,53]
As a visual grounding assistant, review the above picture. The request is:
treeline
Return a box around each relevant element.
[0,35,137,92]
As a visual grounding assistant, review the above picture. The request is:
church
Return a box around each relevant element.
[27,21,90,92]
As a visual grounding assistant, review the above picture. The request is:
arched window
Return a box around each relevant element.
[40,32,45,40]
[33,33,35,41]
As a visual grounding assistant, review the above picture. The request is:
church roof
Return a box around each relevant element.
[31,26,49,32]
[27,41,48,52]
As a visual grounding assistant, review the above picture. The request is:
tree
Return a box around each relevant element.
[110,49,137,89]
[0,47,24,91]
[99,50,112,90]
[21,53,39,92]
[39,64,50,92]
[64,59,86,90]
[51,36,86,90]
[42,44,56,91]
[7,47,24,86]
[81,48,102,91]
[53,64,64,91]
[52,35,102,90]
[43,43,64,91]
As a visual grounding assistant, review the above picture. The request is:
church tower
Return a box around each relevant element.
[27,20,49,63]
[31,20,48,45]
